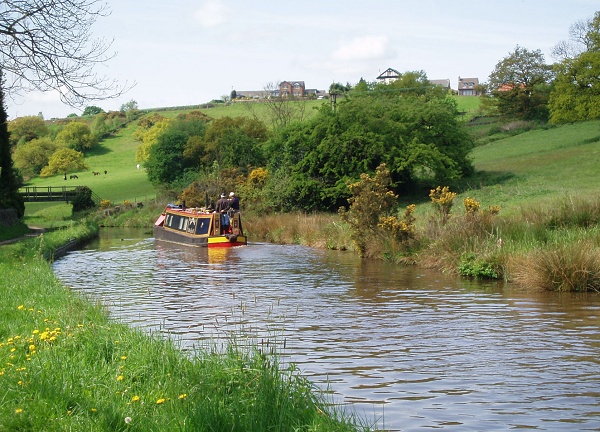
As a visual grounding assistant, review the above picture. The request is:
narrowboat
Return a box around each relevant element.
[154,204,247,248]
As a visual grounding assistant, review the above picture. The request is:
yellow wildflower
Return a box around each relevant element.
[156,398,165,404]
[117,375,124,381]
[132,395,140,402]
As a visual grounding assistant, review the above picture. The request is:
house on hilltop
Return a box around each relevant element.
[376,68,400,84]
[280,81,305,97]
[458,77,480,96]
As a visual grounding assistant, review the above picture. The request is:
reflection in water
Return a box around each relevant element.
[53,230,600,431]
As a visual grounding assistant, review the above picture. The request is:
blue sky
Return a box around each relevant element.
[7,0,600,119]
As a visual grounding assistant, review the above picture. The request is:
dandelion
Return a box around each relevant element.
[131,395,140,402]
[178,393,187,400]
[17,305,25,310]
[29,344,36,351]
[124,417,132,424]
[121,355,127,360]
[91,408,97,412]
[156,398,165,404]
[32,329,39,334]
[117,375,124,381]
[15,408,23,414]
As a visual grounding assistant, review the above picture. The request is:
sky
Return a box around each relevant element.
[6,0,600,119]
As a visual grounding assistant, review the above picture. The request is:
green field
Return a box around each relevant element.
[466,121,600,213]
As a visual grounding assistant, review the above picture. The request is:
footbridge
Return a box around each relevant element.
[19,186,101,205]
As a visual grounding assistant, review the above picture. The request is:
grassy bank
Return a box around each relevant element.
[0,227,367,431]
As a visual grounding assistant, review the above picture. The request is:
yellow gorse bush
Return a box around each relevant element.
[378,204,417,244]
[429,186,456,223]
[248,167,268,184]
[463,197,481,214]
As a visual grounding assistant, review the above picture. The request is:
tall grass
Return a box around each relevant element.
[414,194,600,291]
[0,230,368,431]
[245,212,354,251]
[511,240,600,292]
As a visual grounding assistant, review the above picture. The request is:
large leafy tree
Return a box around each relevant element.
[13,137,57,176]
[55,121,97,151]
[145,129,189,185]
[7,115,48,146]
[549,11,600,123]
[40,147,87,177]
[485,46,553,121]
[0,0,126,217]
[197,117,268,172]
[265,84,474,211]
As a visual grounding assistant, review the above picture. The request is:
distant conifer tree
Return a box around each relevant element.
[0,68,25,218]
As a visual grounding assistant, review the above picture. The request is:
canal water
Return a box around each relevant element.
[52,228,600,431]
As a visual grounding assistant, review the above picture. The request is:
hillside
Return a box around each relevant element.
[22,98,600,220]
[466,120,600,214]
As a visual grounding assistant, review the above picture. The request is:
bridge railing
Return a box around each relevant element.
[19,186,101,204]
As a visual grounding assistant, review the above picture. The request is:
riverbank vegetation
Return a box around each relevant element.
[0,227,368,431]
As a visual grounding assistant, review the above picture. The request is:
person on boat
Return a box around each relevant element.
[229,192,240,211]
[214,193,231,234]
[215,193,229,213]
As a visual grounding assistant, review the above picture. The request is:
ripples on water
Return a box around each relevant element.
[52,230,600,431]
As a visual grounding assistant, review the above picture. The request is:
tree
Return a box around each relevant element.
[265,89,474,211]
[55,121,97,151]
[485,46,553,121]
[145,129,188,185]
[0,0,127,217]
[82,106,104,116]
[552,11,600,61]
[199,117,267,172]
[0,71,24,217]
[120,99,140,121]
[40,147,87,177]
[135,118,172,163]
[8,115,48,146]
[120,100,138,112]
[262,82,309,129]
[549,12,600,123]
[0,0,128,105]
[13,137,57,176]
[549,50,600,123]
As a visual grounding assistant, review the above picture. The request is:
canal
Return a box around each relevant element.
[52,228,600,431]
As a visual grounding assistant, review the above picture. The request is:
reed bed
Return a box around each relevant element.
[245,212,354,251]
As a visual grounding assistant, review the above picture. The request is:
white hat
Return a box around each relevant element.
[229,192,235,197]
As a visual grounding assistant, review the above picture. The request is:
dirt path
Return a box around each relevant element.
[0,226,45,246]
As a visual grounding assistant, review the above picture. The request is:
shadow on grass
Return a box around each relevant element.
[396,171,517,206]
[86,140,114,157]
[452,170,517,194]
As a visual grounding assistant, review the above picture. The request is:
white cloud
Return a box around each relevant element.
[332,35,392,61]
[194,0,228,28]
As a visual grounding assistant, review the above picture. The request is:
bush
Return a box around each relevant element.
[72,186,96,213]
